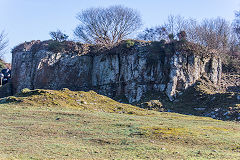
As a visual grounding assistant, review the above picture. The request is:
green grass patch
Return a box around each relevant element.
[0,88,239,159]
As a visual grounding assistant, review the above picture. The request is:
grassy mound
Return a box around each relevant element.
[0,88,152,116]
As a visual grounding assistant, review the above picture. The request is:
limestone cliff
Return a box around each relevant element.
[11,40,222,103]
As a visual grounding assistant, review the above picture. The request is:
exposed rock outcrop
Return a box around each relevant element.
[11,40,222,103]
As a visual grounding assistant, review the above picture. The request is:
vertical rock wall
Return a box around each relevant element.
[11,41,222,103]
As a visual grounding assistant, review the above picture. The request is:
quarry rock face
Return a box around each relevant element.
[11,40,222,103]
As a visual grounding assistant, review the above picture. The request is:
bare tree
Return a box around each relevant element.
[74,5,142,45]
[163,16,230,51]
[137,15,189,42]
[164,16,230,51]
[227,13,240,69]
[0,31,8,57]
[233,11,240,40]
[193,18,230,51]
[49,30,68,42]
[184,19,198,42]
[138,14,231,53]
[231,11,240,54]
[164,15,189,38]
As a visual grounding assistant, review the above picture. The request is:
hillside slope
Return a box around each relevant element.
[0,88,149,115]
[0,89,240,159]
[137,76,240,121]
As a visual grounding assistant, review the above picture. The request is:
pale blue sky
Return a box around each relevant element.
[0,0,240,62]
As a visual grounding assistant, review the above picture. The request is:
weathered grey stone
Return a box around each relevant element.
[11,40,222,102]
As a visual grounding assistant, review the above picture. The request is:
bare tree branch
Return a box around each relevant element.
[0,31,8,57]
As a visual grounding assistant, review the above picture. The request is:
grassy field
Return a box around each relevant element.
[0,89,239,159]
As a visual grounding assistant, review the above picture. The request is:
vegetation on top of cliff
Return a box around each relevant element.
[12,38,214,57]
[12,40,93,55]
[165,40,217,57]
